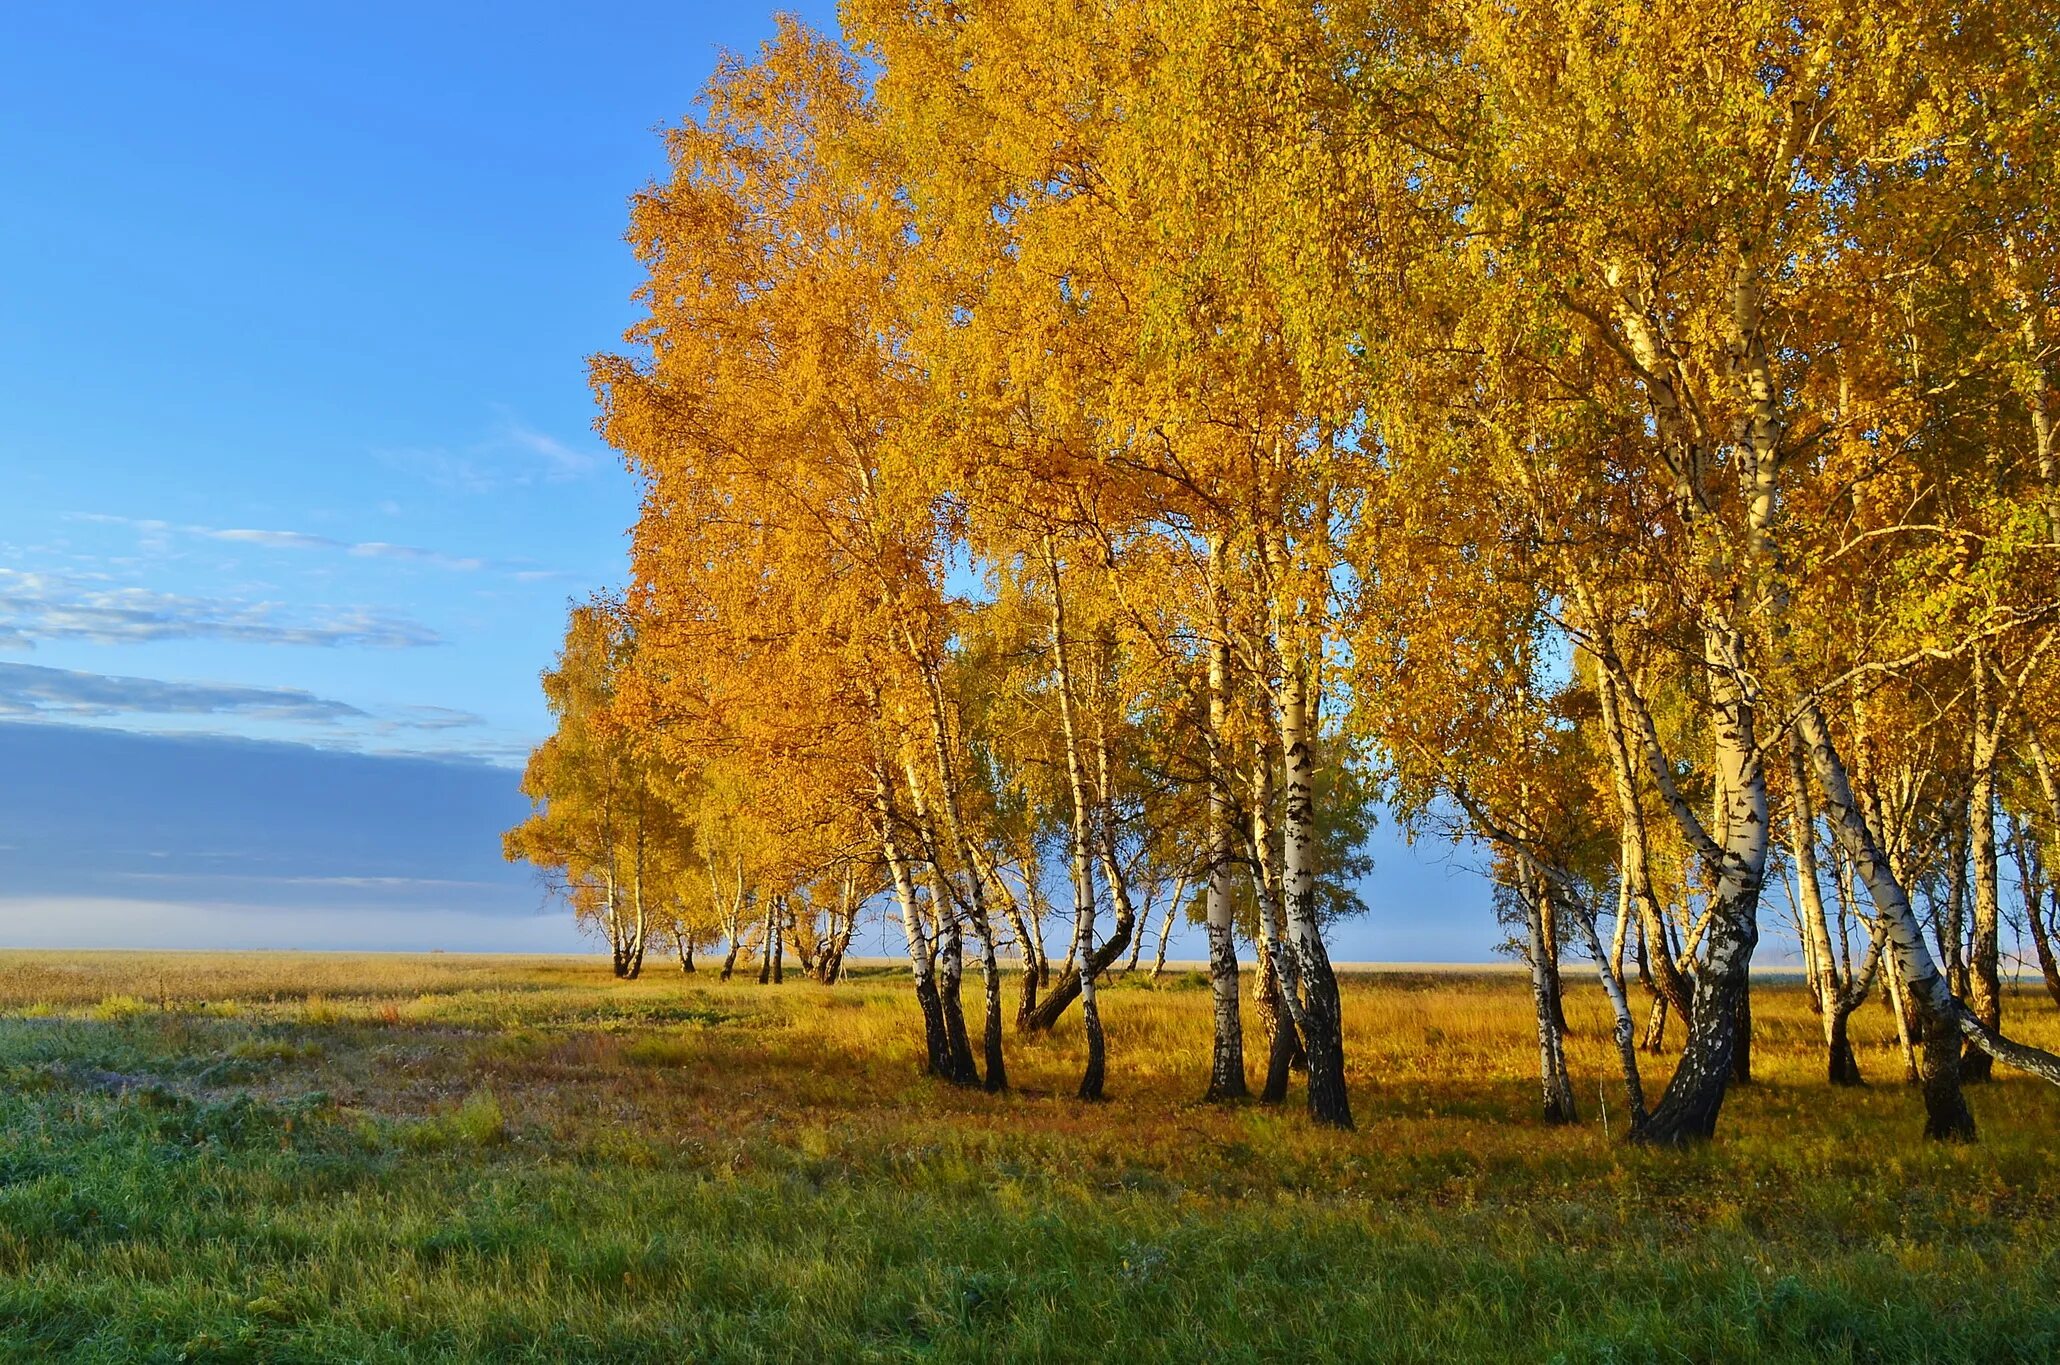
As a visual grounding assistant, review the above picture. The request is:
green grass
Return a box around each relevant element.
[0,951,2056,1362]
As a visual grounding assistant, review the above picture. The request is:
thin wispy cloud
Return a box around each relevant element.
[81,515,492,573]
[0,663,497,760]
[379,411,607,493]
[0,661,366,724]
[349,541,488,571]
[385,704,491,731]
[493,416,598,480]
[205,527,340,552]
[77,515,544,577]
[0,568,443,649]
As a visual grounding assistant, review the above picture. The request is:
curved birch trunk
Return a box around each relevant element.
[903,759,981,1086]
[876,767,953,1078]
[1150,894,1179,981]
[908,655,1006,1088]
[982,852,1041,1028]
[1632,635,1765,1145]
[1795,703,1974,1137]
[1563,888,1645,1135]
[1788,734,1873,1085]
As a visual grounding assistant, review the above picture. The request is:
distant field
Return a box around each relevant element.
[1,950,2056,1362]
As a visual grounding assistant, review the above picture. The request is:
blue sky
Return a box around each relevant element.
[0,1,1525,960]
[1,1,840,766]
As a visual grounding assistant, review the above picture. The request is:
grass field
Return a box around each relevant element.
[1,950,2056,1362]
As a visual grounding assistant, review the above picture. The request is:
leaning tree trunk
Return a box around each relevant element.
[1796,702,1976,1139]
[877,768,954,1078]
[910,666,1008,1091]
[1597,671,1694,1026]
[1018,904,1138,1030]
[1561,887,1645,1135]
[1150,896,1179,981]
[1788,735,1865,1084]
[1812,674,2060,1121]
[1009,879,1043,1026]
[1641,993,1669,1054]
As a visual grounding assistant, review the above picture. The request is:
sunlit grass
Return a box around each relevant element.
[0,950,2055,1361]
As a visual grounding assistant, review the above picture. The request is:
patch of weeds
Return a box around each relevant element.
[450,1089,506,1144]
[229,1037,325,1064]
[584,1128,662,1169]
[623,1035,702,1067]
[401,1088,507,1150]
[1119,1241,1171,1286]
[483,1028,553,1062]
[617,1002,735,1028]
[156,1093,286,1148]
[949,1268,1013,1324]
[415,1212,532,1268]
[89,995,151,1022]
[0,1149,62,1188]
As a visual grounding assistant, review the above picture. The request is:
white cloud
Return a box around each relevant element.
[0,897,586,952]
[379,410,607,493]
[0,568,442,649]
[492,415,599,480]
[348,542,487,572]
[206,528,343,551]
[0,661,366,724]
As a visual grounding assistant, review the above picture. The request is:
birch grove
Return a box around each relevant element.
[503,1,2060,1144]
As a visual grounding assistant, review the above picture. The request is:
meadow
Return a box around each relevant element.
[0,950,2056,1363]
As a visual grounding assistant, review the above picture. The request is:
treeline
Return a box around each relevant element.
[507,0,2060,1144]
